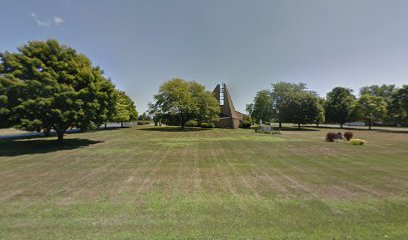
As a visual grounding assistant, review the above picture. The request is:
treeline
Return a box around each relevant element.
[0,40,137,141]
[247,82,408,129]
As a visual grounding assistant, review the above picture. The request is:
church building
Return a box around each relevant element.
[212,83,245,129]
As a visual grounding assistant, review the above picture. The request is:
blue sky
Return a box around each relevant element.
[2,0,408,113]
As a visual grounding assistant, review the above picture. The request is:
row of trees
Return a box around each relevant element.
[0,40,137,141]
[247,82,408,129]
[246,82,323,129]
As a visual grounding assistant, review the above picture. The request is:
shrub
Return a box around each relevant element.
[185,120,198,127]
[137,121,151,125]
[200,122,215,128]
[240,120,251,128]
[350,138,366,145]
[344,132,353,141]
[326,132,336,142]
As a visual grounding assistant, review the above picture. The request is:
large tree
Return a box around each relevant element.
[270,82,308,128]
[324,87,356,128]
[355,94,388,130]
[245,89,273,123]
[0,39,116,141]
[360,84,396,123]
[280,92,324,129]
[152,78,220,129]
[112,90,138,127]
[390,85,408,123]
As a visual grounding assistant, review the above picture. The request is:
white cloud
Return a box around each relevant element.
[30,13,65,27]
[53,16,65,26]
[31,12,51,27]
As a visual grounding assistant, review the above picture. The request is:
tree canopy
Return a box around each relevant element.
[246,89,273,123]
[324,87,356,128]
[0,39,117,140]
[245,82,324,128]
[270,82,308,127]
[152,78,220,128]
[355,94,388,130]
[112,90,138,127]
[391,85,408,123]
[280,91,324,128]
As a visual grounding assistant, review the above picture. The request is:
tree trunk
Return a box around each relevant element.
[57,131,64,142]
[298,123,301,129]
[368,120,372,130]
[121,121,123,128]
[279,121,282,129]
[316,122,319,127]
[340,123,343,129]
[105,123,107,129]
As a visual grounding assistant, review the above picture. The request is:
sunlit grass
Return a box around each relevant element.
[0,126,407,239]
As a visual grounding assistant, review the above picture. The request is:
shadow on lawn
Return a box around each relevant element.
[0,138,103,157]
[137,127,210,132]
[307,125,408,134]
[265,127,319,132]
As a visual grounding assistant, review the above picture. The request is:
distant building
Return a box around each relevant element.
[212,83,244,128]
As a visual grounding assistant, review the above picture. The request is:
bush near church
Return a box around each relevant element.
[350,138,366,145]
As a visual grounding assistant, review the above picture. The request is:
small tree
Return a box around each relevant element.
[152,78,220,129]
[246,89,273,123]
[355,94,387,130]
[112,90,138,127]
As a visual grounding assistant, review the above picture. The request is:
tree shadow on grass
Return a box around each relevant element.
[137,126,210,132]
[271,127,319,132]
[0,138,103,157]
[306,125,408,134]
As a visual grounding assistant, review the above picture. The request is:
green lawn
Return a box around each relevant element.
[0,126,407,239]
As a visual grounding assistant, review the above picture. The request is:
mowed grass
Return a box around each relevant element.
[0,126,407,239]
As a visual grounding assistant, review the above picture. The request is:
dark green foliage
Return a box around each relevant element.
[246,89,273,122]
[0,39,117,140]
[326,132,336,142]
[240,120,251,128]
[138,112,152,121]
[247,82,324,128]
[280,92,325,129]
[137,121,151,125]
[360,84,396,103]
[391,85,408,123]
[344,132,353,141]
[0,76,19,128]
[270,82,308,127]
[325,87,356,128]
